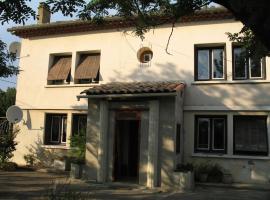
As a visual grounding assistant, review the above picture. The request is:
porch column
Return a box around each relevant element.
[97,100,109,182]
[147,100,159,188]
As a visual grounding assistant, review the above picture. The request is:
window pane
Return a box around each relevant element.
[234,116,268,155]
[250,58,262,78]
[233,47,247,79]
[197,50,210,80]
[213,119,225,150]
[51,116,61,142]
[197,118,210,149]
[72,114,87,135]
[212,49,224,79]
[62,117,67,143]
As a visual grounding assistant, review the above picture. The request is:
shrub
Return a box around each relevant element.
[24,154,37,167]
[175,163,194,172]
[208,164,223,183]
[0,161,18,171]
[0,126,19,164]
[68,129,86,164]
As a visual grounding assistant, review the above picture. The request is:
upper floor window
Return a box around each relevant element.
[47,55,72,85]
[233,46,266,80]
[234,116,268,156]
[44,114,67,145]
[195,115,227,154]
[195,46,225,81]
[74,53,100,84]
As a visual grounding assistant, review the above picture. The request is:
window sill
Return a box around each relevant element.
[191,80,270,85]
[192,153,270,160]
[45,83,100,88]
[42,145,70,150]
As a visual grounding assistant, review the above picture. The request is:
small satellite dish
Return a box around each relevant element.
[9,41,21,57]
[6,105,23,124]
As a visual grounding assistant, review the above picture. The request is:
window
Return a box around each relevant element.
[233,46,266,80]
[72,114,87,136]
[195,46,225,81]
[234,116,268,156]
[44,114,67,145]
[75,53,100,84]
[47,55,72,85]
[195,116,227,153]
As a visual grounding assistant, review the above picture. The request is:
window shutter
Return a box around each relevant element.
[47,56,72,81]
[75,53,100,80]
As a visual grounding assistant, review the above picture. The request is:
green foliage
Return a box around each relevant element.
[68,129,86,164]
[0,41,18,78]
[175,163,194,172]
[0,87,16,117]
[0,161,18,171]
[227,26,269,60]
[0,126,19,164]
[194,162,224,182]
[24,153,37,167]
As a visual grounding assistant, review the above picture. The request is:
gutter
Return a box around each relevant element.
[77,92,177,101]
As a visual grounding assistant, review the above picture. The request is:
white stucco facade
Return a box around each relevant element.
[11,16,270,185]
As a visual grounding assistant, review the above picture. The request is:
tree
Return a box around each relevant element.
[0,88,16,117]
[1,0,270,76]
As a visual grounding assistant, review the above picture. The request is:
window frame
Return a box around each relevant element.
[194,115,227,154]
[232,45,266,80]
[233,115,269,156]
[44,113,67,145]
[195,45,226,81]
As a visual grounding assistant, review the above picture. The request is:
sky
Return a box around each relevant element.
[0,1,74,91]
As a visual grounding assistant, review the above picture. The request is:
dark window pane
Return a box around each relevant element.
[213,119,225,150]
[233,47,247,79]
[62,117,67,143]
[197,50,210,80]
[212,49,224,79]
[250,58,262,78]
[234,116,268,155]
[51,116,61,142]
[197,118,210,149]
[72,114,87,135]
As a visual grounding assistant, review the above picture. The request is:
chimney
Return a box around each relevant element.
[37,3,51,24]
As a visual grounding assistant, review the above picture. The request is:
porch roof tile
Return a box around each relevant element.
[81,81,185,95]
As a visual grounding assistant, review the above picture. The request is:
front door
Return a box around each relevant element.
[113,111,140,182]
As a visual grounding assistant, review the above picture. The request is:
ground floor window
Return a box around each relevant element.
[44,114,67,145]
[234,116,268,156]
[72,114,87,135]
[195,116,227,153]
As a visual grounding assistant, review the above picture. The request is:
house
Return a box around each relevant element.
[8,3,270,189]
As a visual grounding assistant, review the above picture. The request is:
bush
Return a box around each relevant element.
[0,126,19,164]
[0,161,18,171]
[175,163,194,172]
[194,162,224,183]
[68,129,86,164]
[24,154,37,167]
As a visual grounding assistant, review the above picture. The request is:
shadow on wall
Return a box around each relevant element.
[24,137,67,168]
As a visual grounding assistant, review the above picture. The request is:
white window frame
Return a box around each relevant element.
[212,118,226,151]
[50,115,66,144]
[212,49,225,80]
[233,47,248,80]
[249,58,263,79]
[197,118,210,150]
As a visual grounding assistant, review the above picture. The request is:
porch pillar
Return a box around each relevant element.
[147,100,159,188]
[97,100,109,182]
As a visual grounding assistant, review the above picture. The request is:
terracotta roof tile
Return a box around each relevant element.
[8,8,234,38]
[81,81,185,96]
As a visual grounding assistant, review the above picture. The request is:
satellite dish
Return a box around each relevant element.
[6,105,23,124]
[9,42,21,57]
